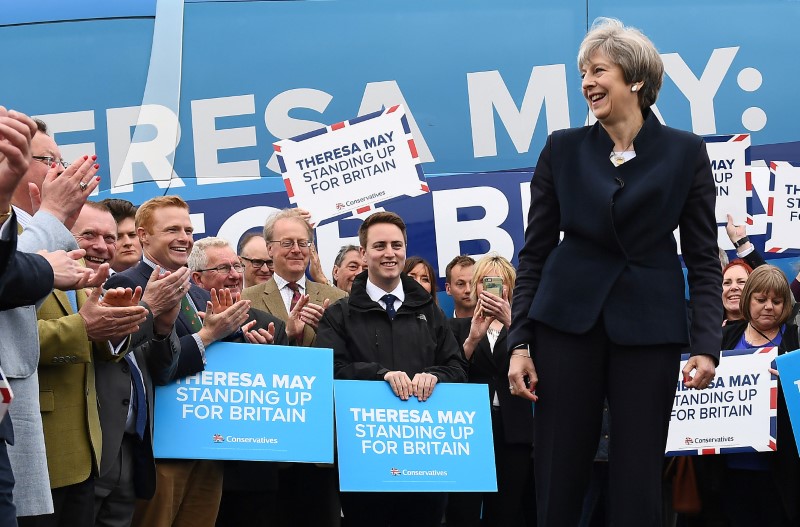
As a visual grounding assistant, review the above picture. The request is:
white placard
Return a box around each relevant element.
[666,347,777,455]
[273,105,428,223]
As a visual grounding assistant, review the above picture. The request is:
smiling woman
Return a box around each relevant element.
[722,260,753,324]
[507,17,722,526]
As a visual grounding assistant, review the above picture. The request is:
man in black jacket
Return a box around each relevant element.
[316,211,466,527]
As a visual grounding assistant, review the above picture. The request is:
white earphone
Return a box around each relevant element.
[631,83,640,92]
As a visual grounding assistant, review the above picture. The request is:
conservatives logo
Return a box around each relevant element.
[336,202,345,210]
[213,434,225,443]
[390,468,401,476]
[684,437,694,445]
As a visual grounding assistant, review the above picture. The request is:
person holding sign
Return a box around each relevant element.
[316,211,466,527]
[446,254,535,527]
[507,18,722,527]
[716,265,800,525]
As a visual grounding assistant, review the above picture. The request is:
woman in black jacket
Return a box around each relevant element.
[719,265,800,526]
[446,255,535,527]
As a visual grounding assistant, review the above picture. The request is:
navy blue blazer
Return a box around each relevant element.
[508,110,722,361]
[107,261,289,379]
[0,214,54,311]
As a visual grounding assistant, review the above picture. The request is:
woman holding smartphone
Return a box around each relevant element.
[446,254,535,527]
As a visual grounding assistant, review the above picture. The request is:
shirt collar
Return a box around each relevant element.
[273,272,306,291]
[365,279,404,304]
[11,205,32,229]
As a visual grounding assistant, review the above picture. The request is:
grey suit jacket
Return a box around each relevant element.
[241,278,346,347]
[95,323,180,499]
[0,210,77,516]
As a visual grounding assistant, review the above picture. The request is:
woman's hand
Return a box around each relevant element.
[682,354,716,389]
[463,302,492,360]
[479,287,512,327]
[508,351,538,402]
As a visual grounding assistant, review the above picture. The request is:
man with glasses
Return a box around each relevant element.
[241,209,345,527]
[241,209,345,348]
[237,232,273,287]
[187,236,290,527]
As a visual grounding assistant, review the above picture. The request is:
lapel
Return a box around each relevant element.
[52,288,88,315]
[263,279,290,319]
[491,327,508,371]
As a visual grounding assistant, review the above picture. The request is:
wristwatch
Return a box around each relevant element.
[732,235,750,248]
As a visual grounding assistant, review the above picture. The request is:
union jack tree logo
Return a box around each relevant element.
[390,468,401,476]
[213,434,225,443]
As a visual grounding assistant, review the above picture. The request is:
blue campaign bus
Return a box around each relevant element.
[2,0,798,310]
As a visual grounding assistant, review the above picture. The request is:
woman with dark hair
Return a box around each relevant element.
[403,256,438,304]
[717,265,800,525]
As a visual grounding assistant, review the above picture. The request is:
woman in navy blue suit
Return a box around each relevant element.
[507,18,722,527]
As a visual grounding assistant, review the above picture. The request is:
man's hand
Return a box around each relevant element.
[0,107,37,209]
[244,321,277,344]
[33,154,100,229]
[141,266,191,318]
[682,354,716,390]
[79,287,149,343]
[307,244,330,285]
[384,370,413,400]
[411,372,438,402]
[101,286,143,308]
[39,249,109,290]
[197,288,251,346]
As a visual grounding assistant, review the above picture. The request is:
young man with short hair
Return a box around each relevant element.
[316,211,466,527]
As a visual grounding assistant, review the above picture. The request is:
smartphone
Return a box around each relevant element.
[482,276,503,298]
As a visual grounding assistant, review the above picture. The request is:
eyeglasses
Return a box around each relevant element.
[32,156,70,169]
[269,239,313,249]
[241,256,274,269]
[198,263,244,274]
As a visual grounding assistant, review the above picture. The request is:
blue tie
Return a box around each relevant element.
[124,354,147,440]
[382,294,397,320]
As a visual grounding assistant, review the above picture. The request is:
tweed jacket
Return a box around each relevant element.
[36,288,128,489]
[241,276,346,347]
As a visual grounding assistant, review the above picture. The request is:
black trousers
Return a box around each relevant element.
[532,320,681,527]
[446,410,535,527]
[0,441,16,527]
[341,491,445,527]
[18,477,94,527]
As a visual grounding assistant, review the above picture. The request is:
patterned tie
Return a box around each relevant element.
[382,294,397,320]
[287,282,301,312]
[181,294,203,332]
[124,354,147,440]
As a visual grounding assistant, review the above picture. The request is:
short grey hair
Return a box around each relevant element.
[188,236,232,271]
[578,17,663,111]
[263,208,313,242]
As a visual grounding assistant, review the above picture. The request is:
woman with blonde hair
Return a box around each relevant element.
[446,254,534,526]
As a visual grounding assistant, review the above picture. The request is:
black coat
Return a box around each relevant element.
[449,318,533,445]
[318,272,466,383]
[509,109,722,361]
[720,315,800,520]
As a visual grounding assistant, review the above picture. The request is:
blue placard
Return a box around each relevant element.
[153,342,333,463]
[775,348,800,453]
[333,380,497,492]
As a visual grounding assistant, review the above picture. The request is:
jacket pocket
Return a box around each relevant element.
[40,390,55,412]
